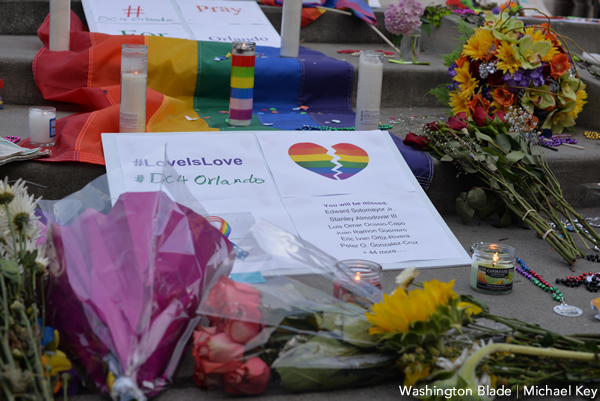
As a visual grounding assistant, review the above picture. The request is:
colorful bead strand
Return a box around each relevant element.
[515,258,563,302]
[229,41,255,126]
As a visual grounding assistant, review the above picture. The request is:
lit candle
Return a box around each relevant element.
[280,0,302,58]
[470,243,516,295]
[120,44,148,133]
[28,106,56,147]
[49,0,71,52]
[229,41,256,127]
[334,259,382,307]
[354,51,383,131]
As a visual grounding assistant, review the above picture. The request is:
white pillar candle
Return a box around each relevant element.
[280,0,302,58]
[29,106,56,146]
[49,0,71,52]
[354,51,383,131]
[120,44,148,133]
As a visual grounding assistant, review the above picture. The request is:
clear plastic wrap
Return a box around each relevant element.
[40,169,236,399]
[194,221,395,395]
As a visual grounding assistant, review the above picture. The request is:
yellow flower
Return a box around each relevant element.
[542,46,560,63]
[366,279,458,335]
[462,29,496,61]
[449,91,470,116]
[495,42,521,74]
[458,301,483,315]
[454,61,477,101]
[404,363,431,387]
[569,86,587,119]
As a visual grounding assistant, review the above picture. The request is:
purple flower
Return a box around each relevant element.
[384,0,424,36]
[448,63,458,78]
[452,8,475,14]
[492,6,501,14]
[530,66,545,86]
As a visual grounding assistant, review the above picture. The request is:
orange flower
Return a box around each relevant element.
[550,53,571,79]
[493,87,516,108]
[456,55,469,69]
[466,96,491,115]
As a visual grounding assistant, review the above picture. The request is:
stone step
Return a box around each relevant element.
[0,35,452,108]
[2,104,600,217]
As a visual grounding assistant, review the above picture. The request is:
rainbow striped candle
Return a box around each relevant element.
[229,41,256,126]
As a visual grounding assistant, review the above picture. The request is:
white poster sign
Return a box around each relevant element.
[82,0,281,46]
[102,131,471,270]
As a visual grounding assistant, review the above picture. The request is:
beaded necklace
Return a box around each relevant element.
[515,258,563,302]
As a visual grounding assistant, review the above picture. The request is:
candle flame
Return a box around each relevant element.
[492,252,498,265]
[354,271,361,282]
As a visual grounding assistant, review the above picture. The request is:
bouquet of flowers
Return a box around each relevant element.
[407,104,600,266]
[445,11,587,133]
[0,178,75,399]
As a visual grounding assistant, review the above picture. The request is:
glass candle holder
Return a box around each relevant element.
[229,41,256,127]
[280,0,302,58]
[28,106,56,147]
[354,51,383,131]
[120,44,148,133]
[334,259,382,307]
[470,243,516,295]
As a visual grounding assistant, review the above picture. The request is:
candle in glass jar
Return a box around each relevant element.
[334,259,382,307]
[280,0,302,58]
[28,106,56,147]
[470,243,515,294]
[120,44,148,133]
[49,0,71,51]
[229,41,256,126]
[355,51,383,131]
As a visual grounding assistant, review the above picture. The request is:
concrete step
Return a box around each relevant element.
[2,104,600,217]
[0,35,450,107]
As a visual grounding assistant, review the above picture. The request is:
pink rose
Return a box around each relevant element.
[193,327,245,363]
[221,303,263,343]
[224,357,271,395]
[206,277,262,313]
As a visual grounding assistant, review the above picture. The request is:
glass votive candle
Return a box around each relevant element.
[334,259,382,307]
[28,106,56,147]
[470,243,516,295]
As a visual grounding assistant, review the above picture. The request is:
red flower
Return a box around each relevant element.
[425,121,439,131]
[224,357,271,395]
[446,0,467,9]
[492,110,507,123]
[448,116,467,130]
[472,106,490,126]
[403,133,429,149]
[487,71,504,86]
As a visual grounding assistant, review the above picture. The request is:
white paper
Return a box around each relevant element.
[177,0,272,25]
[94,23,192,38]
[85,0,182,25]
[283,193,462,264]
[256,130,417,198]
[187,24,281,47]
[112,132,280,202]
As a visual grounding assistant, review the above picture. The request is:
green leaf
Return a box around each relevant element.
[440,155,453,162]
[392,34,403,48]
[467,188,487,210]
[0,259,20,281]
[478,191,497,220]
[420,19,432,36]
[505,150,525,164]
[475,131,494,143]
[495,134,512,153]
[456,192,475,225]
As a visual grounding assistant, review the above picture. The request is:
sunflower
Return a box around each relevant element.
[449,91,470,116]
[366,279,458,335]
[453,61,477,101]
[569,86,587,119]
[495,42,521,74]
[462,29,496,61]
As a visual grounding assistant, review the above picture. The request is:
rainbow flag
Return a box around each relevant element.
[26,13,354,164]
[261,0,377,25]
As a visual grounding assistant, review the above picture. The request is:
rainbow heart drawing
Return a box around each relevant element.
[288,142,369,180]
